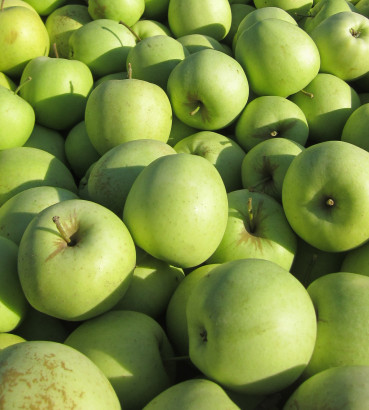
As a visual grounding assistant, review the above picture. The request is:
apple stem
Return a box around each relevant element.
[270,130,278,137]
[350,27,361,38]
[14,76,32,95]
[162,355,190,362]
[127,63,133,79]
[300,89,314,98]
[119,20,141,42]
[190,105,200,116]
[326,198,335,207]
[247,197,255,233]
[0,0,4,11]
[52,216,72,245]
[52,43,59,58]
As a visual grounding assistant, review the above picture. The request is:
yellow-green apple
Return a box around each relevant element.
[0,340,121,408]
[64,310,176,409]
[0,72,16,90]
[166,49,249,130]
[93,71,127,88]
[186,258,317,395]
[176,33,230,55]
[167,114,197,147]
[87,0,145,26]
[0,333,25,350]
[131,18,172,38]
[340,240,369,277]
[78,162,96,200]
[253,0,313,19]
[18,198,136,321]
[356,0,369,17]
[143,0,169,21]
[282,141,369,252]
[2,0,37,12]
[22,0,67,16]
[123,153,229,268]
[223,3,255,46]
[341,103,369,151]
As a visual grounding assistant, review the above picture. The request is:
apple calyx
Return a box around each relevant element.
[300,89,314,99]
[200,329,208,342]
[270,130,278,137]
[14,76,32,95]
[349,27,361,38]
[52,216,75,246]
[325,198,335,207]
[119,20,141,42]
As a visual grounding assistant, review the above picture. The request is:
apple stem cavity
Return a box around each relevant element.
[52,216,74,246]
[247,197,255,233]
[119,20,141,42]
[52,43,59,58]
[190,105,201,116]
[14,76,32,95]
[301,89,314,98]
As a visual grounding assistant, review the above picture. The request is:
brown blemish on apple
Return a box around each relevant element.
[92,0,106,18]
[5,30,17,44]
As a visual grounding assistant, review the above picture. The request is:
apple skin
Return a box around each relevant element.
[64,310,176,410]
[235,18,320,97]
[310,11,369,82]
[0,340,121,409]
[186,258,317,395]
[85,79,173,155]
[123,153,229,269]
[168,0,232,41]
[18,198,136,321]
[341,103,369,152]
[0,6,50,78]
[167,49,249,131]
[253,0,313,20]
[0,333,25,350]
[289,73,361,143]
[282,140,369,252]
[0,72,17,91]
[87,0,145,26]
[167,114,198,147]
[284,365,369,409]
[340,240,369,277]
[131,19,172,39]
[224,3,256,46]
[142,0,169,21]
[176,33,230,55]
[302,272,369,379]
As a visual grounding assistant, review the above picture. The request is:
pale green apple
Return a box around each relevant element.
[22,0,67,15]
[168,0,232,41]
[85,78,173,155]
[167,114,198,147]
[2,0,37,13]
[143,378,240,410]
[93,71,127,88]
[45,3,92,58]
[0,185,78,245]
[78,161,96,200]
[0,146,77,207]
[143,0,169,21]
[310,11,369,81]
[167,49,249,130]
[173,131,246,192]
[87,139,176,215]
[126,35,189,89]
[18,198,136,321]
[289,73,361,143]
[223,3,256,46]
[241,137,305,202]
[131,18,172,39]
[341,103,369,151]
[340,240,369,277]
[88,0,145,26]
[0,333,25,350]
[303,272,369,379]
[282,141,369,252]
[68,18,137,78]
[65,310,176,409]
[235,95,309,151]
[0,72,16,91]
[356,0,369,17]
[235,18,320,97]
[19,56,93,131]
[0,341,121,408]
[176,33,230,55]
[0,84,35,149]
[123,153,229,268]
[207,189,297,271]
[187,258,317,395]
[0,6,50,78]
[253,0,313,20]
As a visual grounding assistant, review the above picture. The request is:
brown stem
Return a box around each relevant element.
[14,76,32,95]
[119,20,141,42]
[127,62,132,79]
[52,43,59,58]
[1,0,4,12]
[52,216,72,245]
[300,89,314,98]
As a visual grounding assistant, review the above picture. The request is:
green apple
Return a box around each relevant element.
[64,310,176,409]
[126,35,189,89]
[2,0,38,13]
[167,49,249,130]
[207,189,297,270]
[341,103,369,151]
[78,161,96,200]
[143,0,169,21]
[19,56,93,131]
[22,0,67,15]
[0,6,50,78]
[131,18,172,39]
[93,71,127,88]
[235,18,320,97]
[0,72,16,90]
[23,124,68,165]
[356,0,369,17]
[310,11,369,81]
[289,73,361,143]
[303,272,369,378]
[167,113,198,147]
[0,333,25,350]
[85,78,173,155]
[18,198,136,321]
[359,92,369,103]
[0,185,78,245]
[123,153,229,268]
[87,0,145,26]
[165,263,219,356]
[223,3,256,46]
[45,3,92,59]
[253,0,313,20]
[0,340,121,408]
[168,0,232,41]
[143,378,240,410]
[340,240,369,277]
[0,83,35,149]
[282,140,369,252]
[235,95,309,151]
[64,120,100,179]
[113,247,185,319]
[0,236,28,333]
[68,18,137,78]
[173,131,246,192]
[241,137,305,202]
[87,139,176,215]
[284,365,369,409]
[0,146,77,207]
[176,33,230,55]
[186,258,317,395]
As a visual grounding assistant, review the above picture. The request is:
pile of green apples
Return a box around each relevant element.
[1,0,369,408]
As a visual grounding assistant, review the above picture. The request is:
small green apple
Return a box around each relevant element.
[0,72,16,91]
[176,33,231,55]
[87,0,145,26]
[253,0,313,20]
[356,0,369,17]
[340,240,369,277]
[142,0,169,21]
[167,114,198,147]
[223,3,256,46]
[341,103,369,152]
[131,18,172,39]
[22,0,68,16]
[0,333,25,350]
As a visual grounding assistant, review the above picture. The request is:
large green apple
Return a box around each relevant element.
[282,140,369,252]
[123,153,229,268]
[166,49,249,130]
[0,6,49,78]
[168,0,232,41]
[0,340,121,408]
[65,310,176,409]
[87,0,145,26]
[85,78,173,155]
[341,103,369,151]
[18,198,136,321]
[235,18,320,97]
[186,258,317,395]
